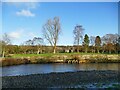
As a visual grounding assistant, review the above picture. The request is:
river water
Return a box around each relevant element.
[1,63,119,76]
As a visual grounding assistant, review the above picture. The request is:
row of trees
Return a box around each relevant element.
[1,40,119,57]
[73,24,119,54]
[1,17,120,57]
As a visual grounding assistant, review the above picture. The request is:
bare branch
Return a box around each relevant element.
[42,17,61,53]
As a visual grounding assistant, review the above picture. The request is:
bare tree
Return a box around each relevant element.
[25,39,33,45]
[2,33,11,57]
[90,36,96,53]
[101,34,119,53]
[106,43,115,54]
[90,36,95,46]
[33,37,44,54]
[24,37,44,54]
[115,36,120,53]
[42,17,61,53]
[2,33,11,45]
[73,25,84,52]
[102,34,119,44]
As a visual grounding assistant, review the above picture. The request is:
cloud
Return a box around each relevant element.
[8,29,24,39]
[16,9,35,17]
[8,29,40,45]
[8,29,38,40]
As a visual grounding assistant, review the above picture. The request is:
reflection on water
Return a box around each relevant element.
[1,63,119,76]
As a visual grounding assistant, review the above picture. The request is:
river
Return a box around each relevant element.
[1,63,119,76]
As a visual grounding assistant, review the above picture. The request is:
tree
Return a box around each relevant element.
[33,37,44,54]
[73,25,84,52]
[2,33,11,45]
[113,35,120,53]
[83,34,89,53]
[102,34,119,44]
[102,34,119,53]
[2,33,11,57]
[0,40,2,57]
[115,36,120,53]
[95,36,101,53]
[25,39,33,45]
[42,17,61,53]
[106,43,115,54]
[90,36,96,53]
[24,37,44,54]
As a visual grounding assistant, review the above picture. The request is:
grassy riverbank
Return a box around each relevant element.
[2,70,120,89]
[10,53,119,58]
[1,53,120,66]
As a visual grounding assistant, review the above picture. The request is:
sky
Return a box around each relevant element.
[2,2,118,45]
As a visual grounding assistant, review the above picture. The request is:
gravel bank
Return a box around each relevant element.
[2,70,120,89]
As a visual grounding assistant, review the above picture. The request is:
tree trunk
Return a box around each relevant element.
[37,48,40,54]
[77,45,79,53]
[77,46,79,53]
[85,48,88,53]
[77,39,80,53]
[97,49,99,53]
[53,46,56,54]
[2,51,5,58]
[97,46,100,53]
[91,46,95,53]
[85,45,88,53]
[91,49,93,53]
[102,50,104,54]
[37,45,42,54]
[93,46,95,53]
[109,50,111,54]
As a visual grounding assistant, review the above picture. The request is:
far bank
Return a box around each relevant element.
[0,53,120,66]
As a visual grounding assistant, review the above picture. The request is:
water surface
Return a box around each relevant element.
[1,63,119,76]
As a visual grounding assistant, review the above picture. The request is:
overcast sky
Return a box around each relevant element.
[2,2,118,45]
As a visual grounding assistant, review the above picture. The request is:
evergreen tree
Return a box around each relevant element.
[83,34,89,53]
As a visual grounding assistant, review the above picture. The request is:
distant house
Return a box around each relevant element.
[64,48,74,53]
[65,49,69,53]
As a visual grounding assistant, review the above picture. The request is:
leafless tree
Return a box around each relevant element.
[102,34,119,44]
[25,39,33,45]
[90,36,95,46]
[2,33,11,45]
[2,33,11,57]
[102,34,119,54]
[73,25,84,52]
[42,17,61,53]
[33,37,44,54]
[90,36,95,53]
[24,37,44,54]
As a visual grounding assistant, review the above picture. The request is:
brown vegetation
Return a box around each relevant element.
[1,54,120,67]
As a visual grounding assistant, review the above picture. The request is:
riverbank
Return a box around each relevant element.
[2,70,120,89]
[1,53,120,66]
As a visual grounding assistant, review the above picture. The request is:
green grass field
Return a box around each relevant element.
[1,53,119,66]
[11,53,118,58]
